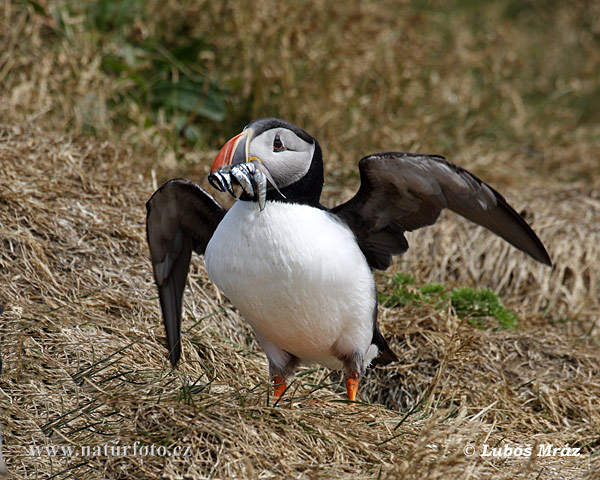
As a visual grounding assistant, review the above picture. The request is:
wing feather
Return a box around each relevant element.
[146,179,227,367]
[332,153,551,270]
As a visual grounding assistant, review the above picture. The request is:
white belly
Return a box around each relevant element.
[204,200,376,368]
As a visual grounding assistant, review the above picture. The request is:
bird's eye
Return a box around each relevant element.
[273,134,285,152]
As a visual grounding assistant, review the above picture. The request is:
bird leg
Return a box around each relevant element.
[272,374,287,400]
[346,372,360,402]
[331,340,363,403]
[254,331,299,403]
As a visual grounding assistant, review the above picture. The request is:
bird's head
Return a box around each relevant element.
[209,118,323,206]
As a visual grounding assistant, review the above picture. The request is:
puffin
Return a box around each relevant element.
[146,117,551,402]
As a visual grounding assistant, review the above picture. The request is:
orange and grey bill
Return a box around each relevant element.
[211,131,248,173]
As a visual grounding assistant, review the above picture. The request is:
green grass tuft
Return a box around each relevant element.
[380,274,518,329]
[419,283,445,296]
[448,287,518,329]
[379,273,420,308]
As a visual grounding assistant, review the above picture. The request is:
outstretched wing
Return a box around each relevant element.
[146,178,227,367]
[332,153,551,270]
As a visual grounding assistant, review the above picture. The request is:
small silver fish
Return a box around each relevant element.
[208,171,228,193]
[252,166,268,210]
[248,160,285,211]
[230,165,255,198]
[209,161,285,211]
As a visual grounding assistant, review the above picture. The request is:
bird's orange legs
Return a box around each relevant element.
[274,373,359,403]
[273,375,287,400]
[346,372,359,402]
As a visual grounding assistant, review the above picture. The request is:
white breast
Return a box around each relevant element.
[204,200,376,369]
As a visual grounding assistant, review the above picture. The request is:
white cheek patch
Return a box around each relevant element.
[266,148,315,188]
[250,130,316,189]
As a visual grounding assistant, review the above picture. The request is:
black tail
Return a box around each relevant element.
[370,311,398,367]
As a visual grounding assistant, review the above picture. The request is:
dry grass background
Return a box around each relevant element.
[1,0,599,479]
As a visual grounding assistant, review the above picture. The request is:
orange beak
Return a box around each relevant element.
[211,130,252,173]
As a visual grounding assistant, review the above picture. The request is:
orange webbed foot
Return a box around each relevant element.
[345,373,359,403]
[273,374,287,401]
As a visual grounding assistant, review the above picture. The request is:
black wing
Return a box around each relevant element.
[332,153,551,270]
[146,178,227,367]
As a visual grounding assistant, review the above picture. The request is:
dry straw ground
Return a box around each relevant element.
[1,1,599,479]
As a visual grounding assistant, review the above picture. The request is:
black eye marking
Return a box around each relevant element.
[273,133,285,152]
